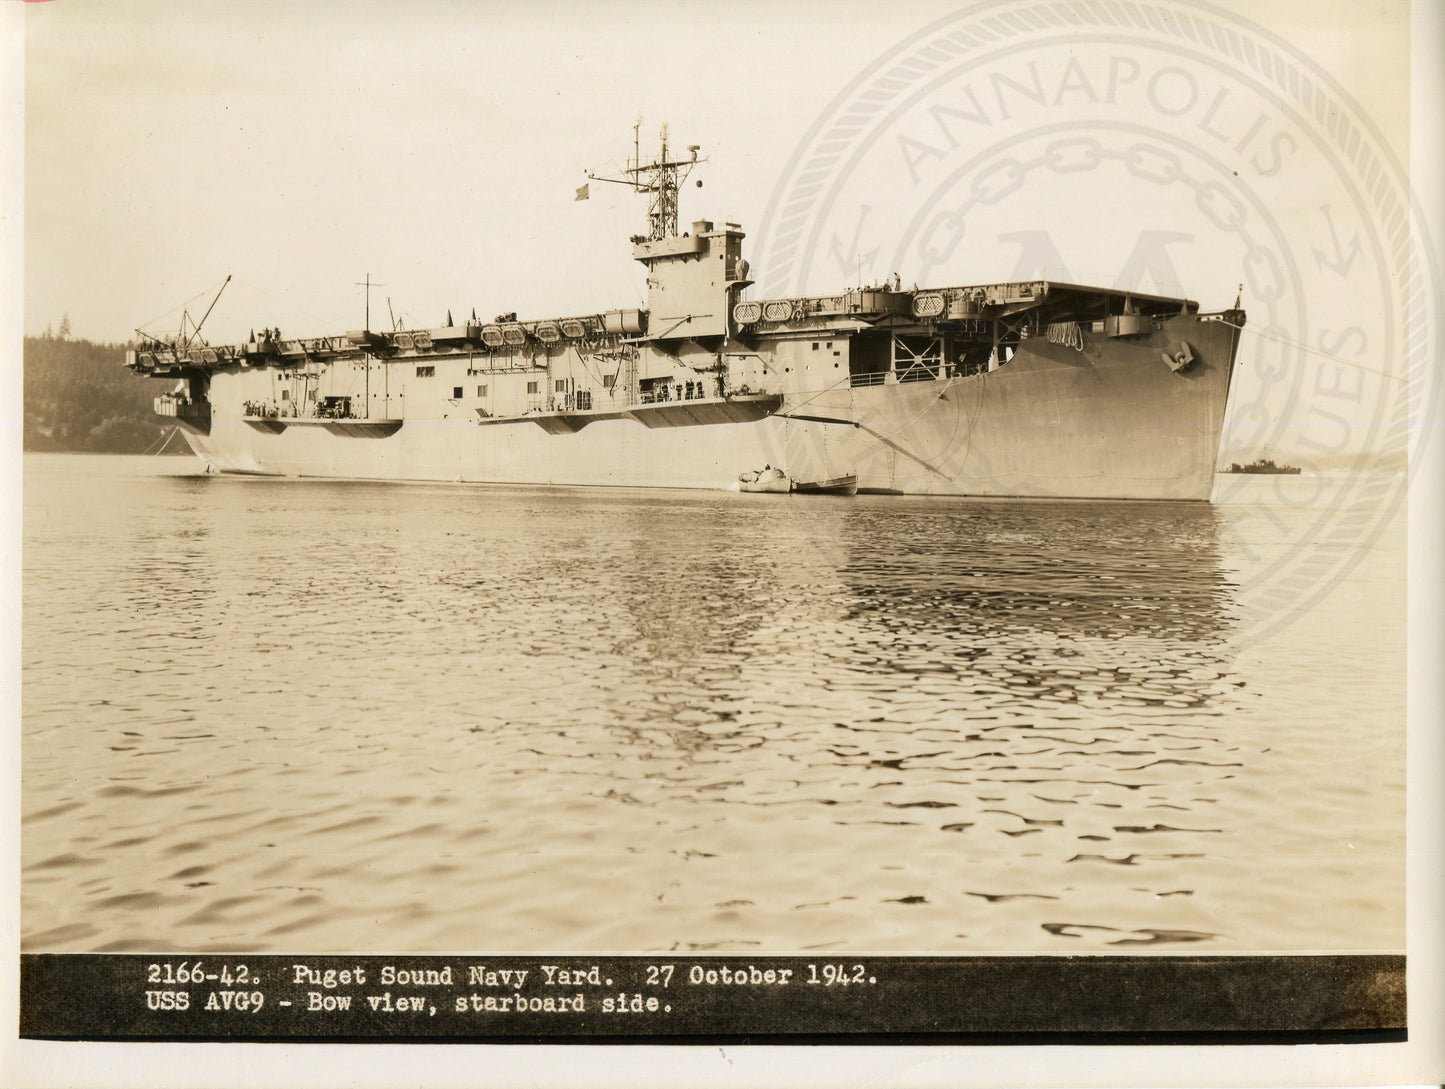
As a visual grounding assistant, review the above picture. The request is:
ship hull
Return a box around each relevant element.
[177,312,1235,501]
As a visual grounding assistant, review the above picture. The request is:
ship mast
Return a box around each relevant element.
[586,121,705,241]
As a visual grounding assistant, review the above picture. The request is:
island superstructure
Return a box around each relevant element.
[128,130,1244,500]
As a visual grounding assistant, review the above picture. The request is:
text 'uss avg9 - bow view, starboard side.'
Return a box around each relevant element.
[127,128,1245,500]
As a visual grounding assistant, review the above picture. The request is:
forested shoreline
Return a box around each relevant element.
[23,333,183,454]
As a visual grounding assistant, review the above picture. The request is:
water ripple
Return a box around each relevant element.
[21,456,1405,953]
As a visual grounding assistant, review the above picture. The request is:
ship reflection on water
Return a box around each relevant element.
[582,499,1244,948]
[22,458,1401,954]
[610,498,1236,753]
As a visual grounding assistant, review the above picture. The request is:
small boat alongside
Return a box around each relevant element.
[736,468,858,495]
[738,465,790,493]
[792,474,858,496]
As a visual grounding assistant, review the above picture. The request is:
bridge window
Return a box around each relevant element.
[477,384,487,397]
[416,365,435,378]
[527,380,539,394]
[554,379,567,393]
[453,386,463,399]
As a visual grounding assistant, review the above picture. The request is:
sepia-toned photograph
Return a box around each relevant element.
[5,0,1443,1084]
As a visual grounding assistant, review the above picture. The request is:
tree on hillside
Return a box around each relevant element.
[23,334,183,454]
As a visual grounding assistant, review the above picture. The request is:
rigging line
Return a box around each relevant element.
[586,346,624,394]
[1218,319,1407,384]
[854,422,952,479]
[775,371,962,481]
[776,367,960,425]
[600,200,647,308]
[149,426,182,457]
[776,375,858,419]
[570,343,607,389]
[854,376,962,442]
[140,427,170,456]
[952,367,990,479]
[136,290,211,334]
[836,371,978,480]
[231,276,351,333]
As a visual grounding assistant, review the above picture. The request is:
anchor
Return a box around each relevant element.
[1162,340,1194,373]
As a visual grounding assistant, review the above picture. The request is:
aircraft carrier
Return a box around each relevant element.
[128,130,1243,500]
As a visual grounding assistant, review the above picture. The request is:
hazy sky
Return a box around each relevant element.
[17,0,1431,456]
[24,0,912,342]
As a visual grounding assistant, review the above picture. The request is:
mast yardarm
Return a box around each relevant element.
[586,121,705,242]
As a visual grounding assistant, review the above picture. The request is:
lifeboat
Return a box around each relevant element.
[792,474,859,496]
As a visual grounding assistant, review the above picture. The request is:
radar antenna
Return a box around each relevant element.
[586,121,705,242]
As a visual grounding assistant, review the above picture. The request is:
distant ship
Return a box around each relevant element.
[127,127,1245,501]
[1224,458,1301,475]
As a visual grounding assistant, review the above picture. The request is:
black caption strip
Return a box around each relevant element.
[20,954,1404,1044]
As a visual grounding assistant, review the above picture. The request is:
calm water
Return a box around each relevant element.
[21,453,1405,953]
